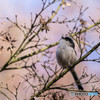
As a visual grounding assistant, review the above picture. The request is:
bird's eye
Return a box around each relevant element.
[62,36,64,39]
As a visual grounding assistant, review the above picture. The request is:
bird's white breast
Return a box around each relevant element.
[56,39,76,69]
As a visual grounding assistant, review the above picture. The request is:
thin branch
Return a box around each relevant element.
[0,90,11,100]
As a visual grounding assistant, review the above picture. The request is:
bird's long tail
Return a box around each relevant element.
[70,69,83,90]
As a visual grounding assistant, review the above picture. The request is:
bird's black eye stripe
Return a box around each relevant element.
[62,36,75,48]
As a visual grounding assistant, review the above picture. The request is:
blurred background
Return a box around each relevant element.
[0,0,100,100]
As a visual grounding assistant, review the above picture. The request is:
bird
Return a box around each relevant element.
[56,36,83,90]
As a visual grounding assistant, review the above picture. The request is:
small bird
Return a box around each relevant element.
[56,36,83,90]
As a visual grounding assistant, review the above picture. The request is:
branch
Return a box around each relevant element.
[0,91,11,100]
[0,0,65,72]
[10,42,58,65]
[49,87,99,93]
[72,21,100,37]
[2,21,99,68]
[30,42,100,99]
